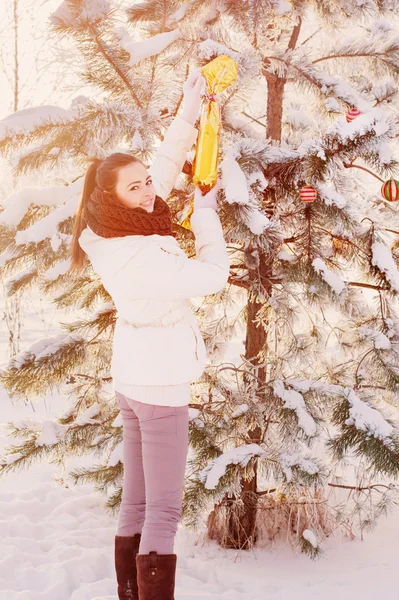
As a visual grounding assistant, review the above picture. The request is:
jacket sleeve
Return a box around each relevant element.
[148,115,198,201]
[125,207,230,300]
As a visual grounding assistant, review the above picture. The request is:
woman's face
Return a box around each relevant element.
[114,161,156,212]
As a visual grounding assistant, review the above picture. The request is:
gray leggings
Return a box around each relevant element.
[115,391,189,555]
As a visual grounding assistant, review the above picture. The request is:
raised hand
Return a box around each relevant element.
[180,70,207,125]
[194,179,222,212]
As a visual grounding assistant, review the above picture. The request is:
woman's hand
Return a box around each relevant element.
[180,70,207,126]
[194,179,222,212]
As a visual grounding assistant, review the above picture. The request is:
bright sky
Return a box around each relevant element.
[1,1,62,119]
[0,0,131,120]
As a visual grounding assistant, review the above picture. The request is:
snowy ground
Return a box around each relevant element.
[0,300,398,599]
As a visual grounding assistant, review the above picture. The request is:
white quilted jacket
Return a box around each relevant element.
[78,115,230,388]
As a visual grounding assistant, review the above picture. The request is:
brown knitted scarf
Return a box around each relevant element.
[84,186,177,238]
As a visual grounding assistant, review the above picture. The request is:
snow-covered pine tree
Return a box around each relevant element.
[1,0,399,559]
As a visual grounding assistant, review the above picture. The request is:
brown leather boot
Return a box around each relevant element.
[136,551,177,600]
[114,533,141,599]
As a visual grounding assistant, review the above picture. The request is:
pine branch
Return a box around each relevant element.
[343,161,385,182]
[348,281,390,291]
[312,39,399,73]
[262,54,363,109]
[88,25,143,108]
[328,482,397,492]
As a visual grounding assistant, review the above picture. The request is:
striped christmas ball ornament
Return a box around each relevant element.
[300,185,317,203]
[346,108,361,123]
[381,178,399,202]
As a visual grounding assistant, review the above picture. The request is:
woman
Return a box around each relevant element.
[70,70,230,600]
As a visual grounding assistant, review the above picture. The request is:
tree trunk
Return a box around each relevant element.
[209,18,302,550]
[209,250,274,549]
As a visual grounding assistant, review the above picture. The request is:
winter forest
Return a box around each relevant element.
[0,0,399,599]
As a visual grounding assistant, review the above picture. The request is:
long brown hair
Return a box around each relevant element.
[69,153,143,273]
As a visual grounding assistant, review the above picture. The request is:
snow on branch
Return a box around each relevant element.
[358,326,392,350]
[0,178,83,229]
[272,380,317,437]
[5,266,36,296]
[343,387,393,442]
[285,379,343,396]
[317,183,347,209]
[0,104,78,143]
[75,403,101,426]
[371,240,399,293]
[302,528,318,547]
[279,451,320,483]
[15,194,79,244]
[1,99,146,163]
[118,28,181,66]
[220,153,270,235]
[0,418,68,466]
[265,48,371,110]
[220,146,271,235]
[198,39,262,83]
[313,35,399,87]
[326,107,394,142]
[108,442,123,466]
[312,258,347,296]
[272,0,292,15]
[371,76,397,105]
[0,247,18,269]
[66,302,115,331]
[198,444,267,490]
[284,379,395,444]
[91,301,115,318]
[9,333,84,370]
[166,2,193,25]
[50,0,111,31]
[35,421,67,446]
[43,260,72,282]
[221,156,249,205]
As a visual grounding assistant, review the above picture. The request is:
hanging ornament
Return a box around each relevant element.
[192,54,238,193]
[346,108,361,123]
[381,178,399,202]
[179,54,238,230]
[300,185,317,203]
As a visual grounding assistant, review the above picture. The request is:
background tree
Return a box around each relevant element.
[0,0,89,358]
[1,0,399,559]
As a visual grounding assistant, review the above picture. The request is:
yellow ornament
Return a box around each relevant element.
[178,55,238,231]
[192,54,238,194]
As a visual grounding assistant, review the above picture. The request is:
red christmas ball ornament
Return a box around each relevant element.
[300,185,317,203]
[381,178,399,202]
[346,108,361,123]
